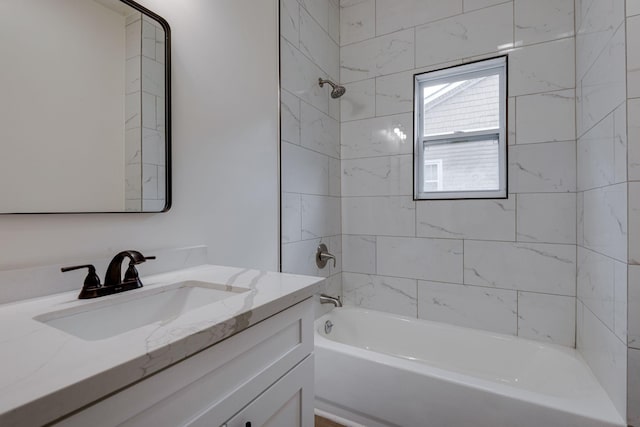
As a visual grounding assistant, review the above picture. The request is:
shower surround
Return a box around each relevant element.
[280,0,639,422]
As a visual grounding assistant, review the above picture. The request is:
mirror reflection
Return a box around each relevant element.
[0,0,170,213]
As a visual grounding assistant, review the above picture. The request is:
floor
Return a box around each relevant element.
[315,415,346,427]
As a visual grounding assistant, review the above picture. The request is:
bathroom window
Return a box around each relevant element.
[414,56,507,200]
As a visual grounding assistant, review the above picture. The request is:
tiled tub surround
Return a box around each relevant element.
[626,3,640,425]
[0,264,323,426]
[280,0,343,304]
[576,0,629,419]
[339,0,578,348]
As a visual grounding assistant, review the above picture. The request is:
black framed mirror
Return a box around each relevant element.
[0,0,171,213]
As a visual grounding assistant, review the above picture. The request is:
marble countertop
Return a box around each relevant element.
[0,264,324,426]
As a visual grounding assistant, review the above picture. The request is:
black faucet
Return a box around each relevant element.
[61,250,156,299]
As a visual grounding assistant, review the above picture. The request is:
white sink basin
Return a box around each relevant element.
[35,281,250,341]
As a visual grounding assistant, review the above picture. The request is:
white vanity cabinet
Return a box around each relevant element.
[55,298,315,427]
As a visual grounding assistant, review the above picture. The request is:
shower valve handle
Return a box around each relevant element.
[316,243,336,269]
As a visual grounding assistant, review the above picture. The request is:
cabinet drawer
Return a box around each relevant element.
[216,355,314,427]
[56,298,314,427]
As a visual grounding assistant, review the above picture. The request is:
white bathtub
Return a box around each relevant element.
[314,307,625,427]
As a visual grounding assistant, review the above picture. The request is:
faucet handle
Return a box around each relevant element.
[123,255,155,286]
[316,243,336,269]
[61,264,101,287]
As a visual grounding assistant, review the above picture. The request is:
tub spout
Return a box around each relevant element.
[320,294,342,307]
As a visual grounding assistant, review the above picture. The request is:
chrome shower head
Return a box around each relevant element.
[319,78,346,99]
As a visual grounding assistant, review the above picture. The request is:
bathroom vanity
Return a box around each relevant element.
[0,265,323,426]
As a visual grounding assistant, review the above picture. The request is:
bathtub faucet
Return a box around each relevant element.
[320,294,343,307]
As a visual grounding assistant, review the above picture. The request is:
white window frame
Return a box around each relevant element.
[423,159,443,191]
[414,56,507,200]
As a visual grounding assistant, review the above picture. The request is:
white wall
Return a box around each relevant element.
[0,0,280,273]
[0,0,126,212]
[338,0,577,347]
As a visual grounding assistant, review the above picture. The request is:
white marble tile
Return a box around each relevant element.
[342,235,376,274]
[281,38,329,115]
[301,101,340,158]
[418,281,517,335]
[576,302,627,417]
[577,113,616,190]
[125,93,140,131]
[376,0,462,36]
[516,193,576,244]
[509,38,575,97]
[377,237,463,283]
[125,19,141,59]
[142,128,164,165]
[579,24,626,136]
[328,0,340,44]
[517,292,575,346]
[341,113,413,159]
[282,193,301,244]
[416,197,515,241]
[415,3,513,68]
[375,70,414,116]
[301,195,341,239]
[577,192,584,246]
[628,15,640,98]
[340,0,375,46]
[508,141,576,193]
[125,57,140,95]
[141,56,164,97]
[298,0,329,32]
[508,96,516,145]
[630,0,640,16]
[613,261,627,343]
[328,157,341,197]
[125,164,142,200]
[142,164,158,199]
[576,0,625,81]
[328,234,343,276]
[515,90,575,144]
[613,103,626,184]
[630,266,640,348]
[141,92,156,130]
[157,166,166,202]
[300,7,340,81]
[462,0,509,12]
[142,20,156,59]
[281,0,299,46]
[629,100,640,181]
[125,128,141,165]
[583,183,627,263]
[340,28,414,83]
[629,348,640,426]
[342,155,413,197]
[343,272,417,317]
[282,237,329,277]
[577,247,617,332]
[464,241,576,295]
[514,0,574,46]
[281,90,301,145]
[340,78,375,121]
[342,196,415,236]
[281,142,329,195]
[629,183,640,266]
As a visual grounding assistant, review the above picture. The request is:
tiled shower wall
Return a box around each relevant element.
[280,0,343,300]
[339,0,577,346]
[627,1,640,424]
[575,0,628,418]
[124,15,166,212]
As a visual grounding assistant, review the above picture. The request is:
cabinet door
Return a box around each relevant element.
[219,355,314,427]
